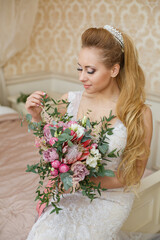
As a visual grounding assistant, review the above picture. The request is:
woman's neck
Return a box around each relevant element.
[83,79,120,103]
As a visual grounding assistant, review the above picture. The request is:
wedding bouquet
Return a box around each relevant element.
[26,95,117,214]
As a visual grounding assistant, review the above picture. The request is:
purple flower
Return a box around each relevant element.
[71,161,89,183]
[43,148,59,162]
[43,128,52,143]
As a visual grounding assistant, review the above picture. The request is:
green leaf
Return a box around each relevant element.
[107,149,117,158]
[107,110,116,122]
[68,140,73,147]
[39,181,43,186]
[17,92,30,103]
[58,133,73,142]
[98,143,108,155]
[106,128,114,135]
[60,172,73,190]
[103,169,115,177]
[50,129,56,137]
[26,164,39,174]
[97,165,115,177]
[86,118,91,128]
[97,165,106,177]
[26,114,32,122]
[50,202,62,214]
[63,128,71,135]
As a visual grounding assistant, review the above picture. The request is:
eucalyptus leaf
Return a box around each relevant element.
[58,133,73,142]
[86,119,91,128]
[60,172,73,190]
[98,143,108,155]
[26,114,32,122]
[103,169,115,177]
[63,128,71,135]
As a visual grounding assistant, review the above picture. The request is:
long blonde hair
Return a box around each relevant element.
[81,27,149,187]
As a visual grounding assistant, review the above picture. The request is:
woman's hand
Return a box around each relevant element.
[25,91,46,122]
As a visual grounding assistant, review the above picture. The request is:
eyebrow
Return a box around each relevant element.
[77,62,96,68]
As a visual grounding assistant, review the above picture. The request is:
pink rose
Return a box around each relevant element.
[51,160,61,169]
[43,123,54,130]
[51,169,59,176]
[71,161,89,183]
[59,164,69,173]
[49,137,58,146]
[43,128,52,143]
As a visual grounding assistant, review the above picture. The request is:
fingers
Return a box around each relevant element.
[26,91,46,106]
[27,91,45,101]
[25,91,48,114]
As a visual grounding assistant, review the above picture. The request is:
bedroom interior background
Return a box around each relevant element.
[0,0,39,105]
[0,0,160,234]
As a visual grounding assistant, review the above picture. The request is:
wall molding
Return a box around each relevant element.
[6,72,77,85]
[6,71,160,102]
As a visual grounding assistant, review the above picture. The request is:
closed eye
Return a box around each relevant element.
[87,69,95,74]
[77,68,82,72]
[77,68,95,74]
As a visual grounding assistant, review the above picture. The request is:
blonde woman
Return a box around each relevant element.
[26,26,155,240]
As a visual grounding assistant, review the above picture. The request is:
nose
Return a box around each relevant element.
[79,70,88,83]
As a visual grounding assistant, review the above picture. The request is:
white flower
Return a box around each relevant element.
[70,123,85,138]
[86,155,98,168]
[86,146,102,168]
[90,146,101,158]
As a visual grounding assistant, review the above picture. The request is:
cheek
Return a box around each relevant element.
[92,74,109,87]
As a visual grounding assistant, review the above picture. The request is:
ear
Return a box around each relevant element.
[111,64,120,78]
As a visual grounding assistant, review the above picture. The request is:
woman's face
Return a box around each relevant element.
[77,47,116,94]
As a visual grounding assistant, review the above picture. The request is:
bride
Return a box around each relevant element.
[25,25,154,240]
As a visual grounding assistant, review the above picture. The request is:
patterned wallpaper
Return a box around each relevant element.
[4,0,160,93]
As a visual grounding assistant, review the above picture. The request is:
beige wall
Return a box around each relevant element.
[4,0,160,94]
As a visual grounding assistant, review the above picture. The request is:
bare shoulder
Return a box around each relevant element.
[142,105,153,146]
[142,105,153,128]
[58,92,68,115]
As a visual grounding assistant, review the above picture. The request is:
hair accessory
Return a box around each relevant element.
[103,25,124,50]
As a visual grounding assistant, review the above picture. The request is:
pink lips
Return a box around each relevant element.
[84,85,91,89]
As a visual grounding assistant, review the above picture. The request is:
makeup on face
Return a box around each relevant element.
[77,63,96,75]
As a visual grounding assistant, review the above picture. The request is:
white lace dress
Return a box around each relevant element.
[26,91,156,240]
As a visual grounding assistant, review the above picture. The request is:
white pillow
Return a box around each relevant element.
[0,106,17,115]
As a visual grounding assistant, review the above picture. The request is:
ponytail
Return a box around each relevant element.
[116,32,149,187]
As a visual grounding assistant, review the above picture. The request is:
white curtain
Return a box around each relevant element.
[0,0,39,105]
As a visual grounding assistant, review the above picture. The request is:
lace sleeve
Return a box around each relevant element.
[67,91,83,120]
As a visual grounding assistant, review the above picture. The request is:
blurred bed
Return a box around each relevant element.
[0,107,39,240]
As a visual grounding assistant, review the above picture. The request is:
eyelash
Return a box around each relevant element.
[77,68,95,74]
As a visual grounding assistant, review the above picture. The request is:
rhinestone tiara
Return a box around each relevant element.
[103,25,124,49]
